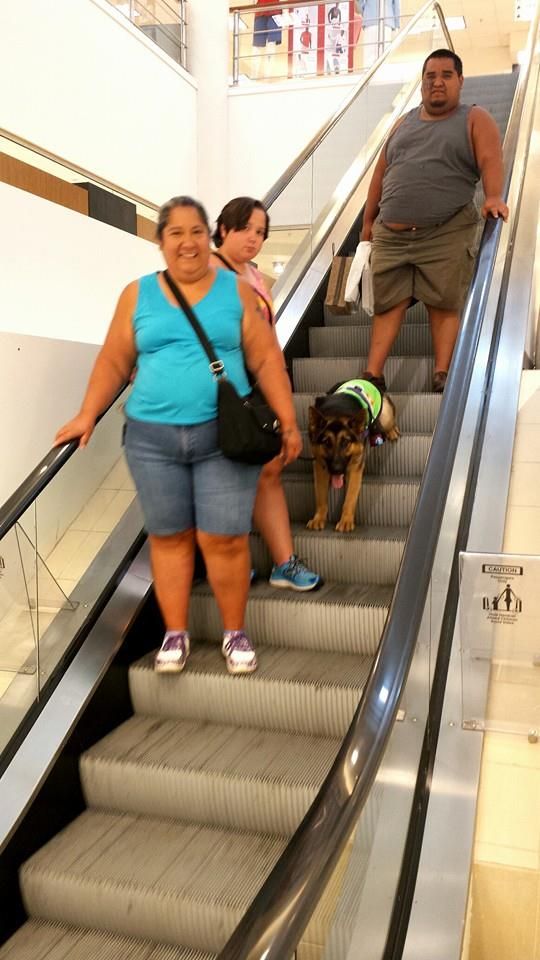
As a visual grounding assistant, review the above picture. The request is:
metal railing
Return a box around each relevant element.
[230,0,408,84]
[261,0,451,209]
[0,128,159,221]
[106,0,187,68]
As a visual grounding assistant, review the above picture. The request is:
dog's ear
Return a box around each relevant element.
[346,411,368,435]
[308,405,328,438]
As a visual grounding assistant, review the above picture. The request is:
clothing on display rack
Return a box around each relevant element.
[254,0,283,46]
[360,0,400,30]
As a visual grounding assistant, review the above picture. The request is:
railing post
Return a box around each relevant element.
[180,0,187,70]
[377,0,384,57]
[233,10,240,86]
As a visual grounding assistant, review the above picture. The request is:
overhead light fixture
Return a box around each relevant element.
[272,260,285,275]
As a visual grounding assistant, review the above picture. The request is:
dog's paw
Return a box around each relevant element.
[307,515,327,531]
[336,516,356,532]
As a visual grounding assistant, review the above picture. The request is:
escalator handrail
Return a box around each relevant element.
[261,0,453,209]
[216,20,537,960]
[0,386,128,542]
[0,127,160,215]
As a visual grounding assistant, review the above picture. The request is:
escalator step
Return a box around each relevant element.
[188,580,391,656]
[81,715,340,838]
[20,810,287,955]
[282,473,421,527]
[129,642,372,739]
[284,430,430,478]
[293,356,434,393]
[311,323,433,357]
[323,300,428,325]
[250,523,407,585]
[0,920,214,960]
[293,391,441,433]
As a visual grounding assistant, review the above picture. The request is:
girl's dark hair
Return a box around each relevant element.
[212,197,270,247]
[422,48,463,77]
[156,196,210,240]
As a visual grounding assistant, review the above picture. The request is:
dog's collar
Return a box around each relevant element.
[334,379,382,423]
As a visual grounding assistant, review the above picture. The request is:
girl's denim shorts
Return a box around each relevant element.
[124,416,261,536]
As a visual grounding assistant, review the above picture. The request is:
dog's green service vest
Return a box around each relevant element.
[334,379,382,421]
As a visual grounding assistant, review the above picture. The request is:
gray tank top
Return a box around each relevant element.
[379,104,480,226]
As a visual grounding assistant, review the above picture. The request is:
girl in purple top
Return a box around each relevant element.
[211,197,321,592]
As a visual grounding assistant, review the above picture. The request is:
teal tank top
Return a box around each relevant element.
[125,270,251,425]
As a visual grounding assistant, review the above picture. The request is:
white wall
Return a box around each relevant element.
[227,76,358,201]
[0,183,162,502]
[0,0,197,205]
[0,183,161,345]
[188,0,230,221]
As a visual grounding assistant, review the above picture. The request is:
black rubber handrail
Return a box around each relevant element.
[216,16,537,960]
[0,385,128,542]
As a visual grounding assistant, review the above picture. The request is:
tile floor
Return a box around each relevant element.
[0,454,135,700]
[466,371,540,959]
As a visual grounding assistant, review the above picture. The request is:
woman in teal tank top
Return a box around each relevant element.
[55,197,302,677]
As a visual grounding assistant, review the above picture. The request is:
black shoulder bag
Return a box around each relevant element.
[163,271,282,465]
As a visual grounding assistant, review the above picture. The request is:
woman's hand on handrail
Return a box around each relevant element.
[53,283,138,450]
[54,412,97,449]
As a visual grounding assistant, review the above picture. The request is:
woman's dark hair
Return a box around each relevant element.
[422,48,463,77]
[156,196,210,240]
[212,197,270,247]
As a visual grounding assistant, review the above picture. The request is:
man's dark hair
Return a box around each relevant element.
[213,197,270,247]
[156,196,209,240]
[422,49,463,77]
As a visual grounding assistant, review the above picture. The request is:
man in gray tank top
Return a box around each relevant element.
[360,49,508,394]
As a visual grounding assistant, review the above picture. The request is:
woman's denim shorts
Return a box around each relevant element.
[124,417,261,536]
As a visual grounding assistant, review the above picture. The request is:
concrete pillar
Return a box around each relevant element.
[187,0,230,223]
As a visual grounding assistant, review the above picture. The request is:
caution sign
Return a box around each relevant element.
[460,552,539,660]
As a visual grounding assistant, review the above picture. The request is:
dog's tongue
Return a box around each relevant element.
[331,474,344,489]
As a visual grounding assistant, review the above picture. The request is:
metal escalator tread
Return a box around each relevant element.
[0,920,214,960]
[281,473,422,528]
[129,643,373,739]
[323,300,428,325]
[20,810,287,955]
[249,523,408,585]
[284,430,431,477]
[81,715,341,837]
[188,580,391,656]
[293,392,442,433]
[310,323,434,356]
[293,356,435,393]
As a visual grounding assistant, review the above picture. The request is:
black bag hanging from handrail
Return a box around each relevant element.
[163,271,282,465]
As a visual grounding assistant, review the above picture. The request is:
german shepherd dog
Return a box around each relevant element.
[307,380,400,532]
